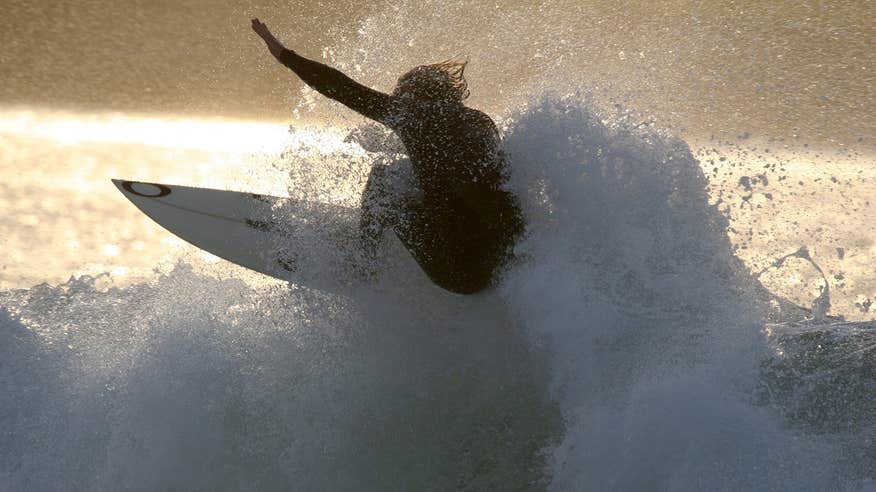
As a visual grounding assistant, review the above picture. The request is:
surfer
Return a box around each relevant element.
[252,18,523,294]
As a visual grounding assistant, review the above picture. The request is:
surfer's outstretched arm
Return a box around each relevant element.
[251,18,392,124]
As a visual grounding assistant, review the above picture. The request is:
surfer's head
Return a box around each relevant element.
[393,60,469,104]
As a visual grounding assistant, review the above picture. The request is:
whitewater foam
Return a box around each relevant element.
[498,95,871,490]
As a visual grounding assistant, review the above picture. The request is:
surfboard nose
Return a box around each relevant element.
[112,179,173,198]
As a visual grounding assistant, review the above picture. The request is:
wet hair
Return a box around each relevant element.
[394,59,470,103]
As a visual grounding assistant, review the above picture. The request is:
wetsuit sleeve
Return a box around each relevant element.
[278,49,393,125]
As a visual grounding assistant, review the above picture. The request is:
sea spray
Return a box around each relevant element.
[498,95,868,489]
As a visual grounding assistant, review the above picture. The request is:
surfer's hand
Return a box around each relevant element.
[251,18,286,59]
[251,18,273,39]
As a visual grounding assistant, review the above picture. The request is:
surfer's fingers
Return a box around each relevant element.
[251,18,267,32]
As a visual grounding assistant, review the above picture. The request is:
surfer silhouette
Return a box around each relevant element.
[252,18,522,294]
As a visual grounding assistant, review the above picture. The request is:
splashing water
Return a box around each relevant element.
[3,0,875,487]
[3,93,874,491]
[499,95,874,490]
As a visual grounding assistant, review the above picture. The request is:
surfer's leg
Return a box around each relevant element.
[359,164,402,258]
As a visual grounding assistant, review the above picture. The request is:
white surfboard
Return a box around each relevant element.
[112,179,369,290]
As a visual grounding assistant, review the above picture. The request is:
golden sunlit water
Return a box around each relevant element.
[0,105,379,288]
[0,108,287,287]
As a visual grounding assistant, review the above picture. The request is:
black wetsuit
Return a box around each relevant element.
[279,50,523,294]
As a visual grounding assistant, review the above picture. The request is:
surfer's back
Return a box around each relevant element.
[388,102,506,199]
[384,101,522,293]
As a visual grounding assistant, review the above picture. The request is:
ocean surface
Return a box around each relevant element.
[2,1,875,490]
